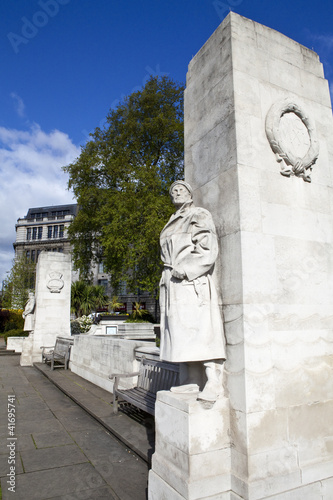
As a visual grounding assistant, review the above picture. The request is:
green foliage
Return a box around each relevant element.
[64,75,184,295]
[125,317,153,324]
[126,303,155,323]
[70,320,82,335]
[3,329,28,345]
[2,256,36,309]
[4,321,18,332]
[71,281,109,318]
[108,295,123,313]
[0,309,24,334]
[0,309,10,332]
[71,315,94,334]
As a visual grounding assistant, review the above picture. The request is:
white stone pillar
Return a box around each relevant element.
[20,252,71,366]
[150,12,333,500]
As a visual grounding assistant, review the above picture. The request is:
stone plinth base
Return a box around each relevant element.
[148,391,230,500]
[20,333,34,366]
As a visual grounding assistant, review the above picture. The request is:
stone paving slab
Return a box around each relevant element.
[49,485,119,500]
[3,463,108,500]
[0,356,149,500]
[20,443,88,473]
[34,361,155,463]
[0,452,24,476]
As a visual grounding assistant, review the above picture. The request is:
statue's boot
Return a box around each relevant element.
[197,360,224,402]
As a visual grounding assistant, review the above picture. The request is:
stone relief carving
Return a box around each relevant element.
[265,98,319,182]
[159,181,226,402]
[47,271,64,293]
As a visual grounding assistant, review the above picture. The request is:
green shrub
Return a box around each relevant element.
[0,309,10,332]
[9,310,24,330]
[70,315,93,334]
[0,309,24,333]
[70,320,82,335]
[125,317,153,323]
[4,321,18,332]
[125,311,155,323]
[3,329,28,345]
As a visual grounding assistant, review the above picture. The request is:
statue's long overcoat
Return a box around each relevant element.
[23,296,35,331]
[159,202,226,362]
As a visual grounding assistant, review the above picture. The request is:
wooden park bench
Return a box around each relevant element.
[110,356,179,416]
[40,338,72,370]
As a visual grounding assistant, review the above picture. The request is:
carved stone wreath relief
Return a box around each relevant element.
[47,272,64,293]
[265,98,319,182]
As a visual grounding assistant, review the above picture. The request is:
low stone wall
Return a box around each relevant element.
[7,337,26,353]
[87,320,157,339]
[70,335,157,393]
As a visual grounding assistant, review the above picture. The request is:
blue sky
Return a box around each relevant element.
[1,0,333,285]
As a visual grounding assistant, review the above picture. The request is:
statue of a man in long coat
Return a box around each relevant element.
[159,181,226,401]
[22,291,36,332]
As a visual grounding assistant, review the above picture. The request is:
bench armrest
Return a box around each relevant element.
[109,371,139,380]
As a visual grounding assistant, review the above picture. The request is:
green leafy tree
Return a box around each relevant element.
[64,76,184,297]
[71,281,108,318]
[2,256,36,309]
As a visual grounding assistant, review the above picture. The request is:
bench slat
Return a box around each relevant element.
[113,357,179,416]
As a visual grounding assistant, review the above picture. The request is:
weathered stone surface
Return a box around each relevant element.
[70,336,155,392]
[151,392,230,499]
[150,10,333,500]
[20,252,71,366]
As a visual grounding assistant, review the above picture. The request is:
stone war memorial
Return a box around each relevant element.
[148,12,333,500]
[20,251,71,366]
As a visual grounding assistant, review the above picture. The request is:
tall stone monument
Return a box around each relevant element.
[20,252,71,366]
[149,12,333,500]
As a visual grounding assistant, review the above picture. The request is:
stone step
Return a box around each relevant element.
[0,349,20,356]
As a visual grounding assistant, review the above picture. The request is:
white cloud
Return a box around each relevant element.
[311,34,333,51]
[0,123,80,286]
[10,92,26,118]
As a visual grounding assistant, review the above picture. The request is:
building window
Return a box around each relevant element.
[32,227,37,240]
[31,250,36,262]
[26,250,30,260]
[59,225,64,238]
[48,226,52,239]
[26,228,31,240]
[98,261,104,273]
[38,227,43,239]
[53,226,58,238]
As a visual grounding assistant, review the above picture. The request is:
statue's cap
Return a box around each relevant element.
[169,180,193,197]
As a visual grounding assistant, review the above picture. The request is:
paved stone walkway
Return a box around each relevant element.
[0,356,149,500]
[33,362,155,465]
